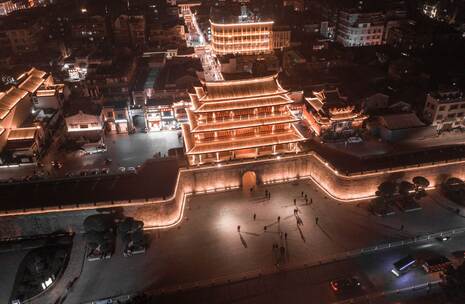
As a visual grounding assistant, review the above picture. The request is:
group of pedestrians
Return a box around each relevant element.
[300,191,312,205]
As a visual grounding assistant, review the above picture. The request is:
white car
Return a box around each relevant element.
[347,136,363,144]
[118,167,126,173]
[127,167,136,174]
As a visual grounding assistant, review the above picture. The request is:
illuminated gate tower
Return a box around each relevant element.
[182,74,306,165]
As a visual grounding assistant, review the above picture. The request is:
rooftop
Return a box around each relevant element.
[378,113,426,130]
[198,74,287,102]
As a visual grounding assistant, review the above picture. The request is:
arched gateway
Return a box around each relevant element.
[242,171,257,193]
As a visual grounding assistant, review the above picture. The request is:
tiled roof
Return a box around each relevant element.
[185,127,305,154]
[8,127,38,141]
[201,74,286,101]
[0,87,28,120]
[195,95,293,112]
[191,113,298,133]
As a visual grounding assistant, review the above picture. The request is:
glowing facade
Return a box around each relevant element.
[182,75,306,165]
[210,20,274,55]
[304,88,367,137]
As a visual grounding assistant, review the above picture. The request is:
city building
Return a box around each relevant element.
[0,15,43,53]
[182,74,306,165]
[209,6,290,55]
[0,68,60,163]
[423,88,465,131]
[70,15,108,43]
[84,53,137,102]
[65,110,103,142]
[113,15,146,48]
[145,97,176,131]
[271,25,291,50]
[374,112,434,142]
[210,19,274,55]
[101,101,132,133]
[0,0,15,16]
[147,19,186,49]
[33,84,69,110]
[336,10,384,47]
[303,88,368,137]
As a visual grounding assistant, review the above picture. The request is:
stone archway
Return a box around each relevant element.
[242,171,257,194]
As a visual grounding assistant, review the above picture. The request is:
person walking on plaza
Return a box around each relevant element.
[264,226,267,231]
[310,198,313,204]
[294,198,296,205]
[315,216,319,225]
[237,225,241,232]
[301,191,304,197]
[253,213,256,221]
[284,232,288,240]
[277,216,281,223]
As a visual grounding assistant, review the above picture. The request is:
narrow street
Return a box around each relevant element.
[184,7,223,82]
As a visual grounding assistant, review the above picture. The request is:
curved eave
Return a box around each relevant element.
[186,132,305,155]
[195,96,293,113]
[191,116,299,133]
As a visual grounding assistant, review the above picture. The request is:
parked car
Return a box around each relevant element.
[347,136,363,144]
[422,256,451,273]
[392,255,416,277]
[127,167,136,174]
[330,277,361,293]
[100,168,110,174]
[118,167,126,173]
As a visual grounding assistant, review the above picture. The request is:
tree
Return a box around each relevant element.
[412,176,429,199]
[441,262,465,303]
[399,181,415,196]
[443,177,465,205]
[377,181,397,199]
[444,177,464,189]
[83,214,115,257]
[412,176,430,189]
[83,214,114,233]
[117,217,144,237]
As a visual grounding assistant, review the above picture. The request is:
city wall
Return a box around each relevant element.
[2,153,465,238]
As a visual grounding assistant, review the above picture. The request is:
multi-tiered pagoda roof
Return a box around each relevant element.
[182,75,306,165]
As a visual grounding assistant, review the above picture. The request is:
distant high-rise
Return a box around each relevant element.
[336,10,385,47]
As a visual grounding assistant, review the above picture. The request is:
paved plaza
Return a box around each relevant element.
[25,180,465,304]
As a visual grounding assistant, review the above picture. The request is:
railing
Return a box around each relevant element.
[333,280,442,304]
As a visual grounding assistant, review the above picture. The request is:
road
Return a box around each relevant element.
[184,7,223,81]
[153,234,465,304]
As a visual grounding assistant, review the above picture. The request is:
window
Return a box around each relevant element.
[106,111,113,118]
[450,105,458,110]
[448,114,455,118]
[439,106,446,111]
[80,124,89,128]
[461,104,465,109]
